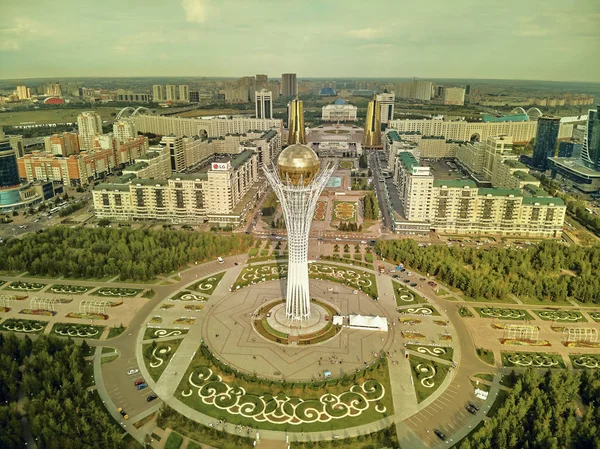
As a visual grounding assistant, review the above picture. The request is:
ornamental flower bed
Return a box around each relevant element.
[0,306,10,312]
[500,338,551,347]
[173,317,196,325]
[19,309,56,317]
[66,312,109,320]
[7,281,46,291]
[401,331,426,339]
[184,305,204,311]
[564,341,600,348]
[313,201,327,221]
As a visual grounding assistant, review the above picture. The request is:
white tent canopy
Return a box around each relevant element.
[348,314,388,332]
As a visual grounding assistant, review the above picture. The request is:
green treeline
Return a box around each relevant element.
[0,227,253,281]
[0,334,124,449]
[363,192,379,220]
[459,369,600,449]
[375,239,600,303]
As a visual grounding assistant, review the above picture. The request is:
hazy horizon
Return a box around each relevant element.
[1,0,599,82]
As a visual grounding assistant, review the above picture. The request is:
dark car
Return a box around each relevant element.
[468,402,480,411]
[434,429,447,441]
[403,279,411,283]
[410,282,417,287]
[146,394,158,402]
[466,404,477,414]
[420,277,426,281]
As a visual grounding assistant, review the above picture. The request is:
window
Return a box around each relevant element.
[102,194,109,206]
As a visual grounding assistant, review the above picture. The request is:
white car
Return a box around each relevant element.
[217,257,224,264]
[127,369,139,376]
[360,240,367,244]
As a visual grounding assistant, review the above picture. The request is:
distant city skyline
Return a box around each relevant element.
[1,0,599,82]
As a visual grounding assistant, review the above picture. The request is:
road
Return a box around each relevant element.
[369,151,391,231]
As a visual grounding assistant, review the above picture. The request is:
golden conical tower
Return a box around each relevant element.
[287,96,306,145]
[363,95,382,148]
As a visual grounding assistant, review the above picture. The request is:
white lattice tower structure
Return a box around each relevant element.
[263,155,333,321]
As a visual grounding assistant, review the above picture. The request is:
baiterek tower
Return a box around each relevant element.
[263,144,333,321]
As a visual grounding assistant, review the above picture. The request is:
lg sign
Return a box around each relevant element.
[212,162,231,171]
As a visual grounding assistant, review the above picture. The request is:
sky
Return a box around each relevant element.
[1,0,599,82]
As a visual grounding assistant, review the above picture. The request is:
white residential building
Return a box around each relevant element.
[77,111,103,151]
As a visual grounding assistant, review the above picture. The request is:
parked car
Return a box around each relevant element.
[127,369,139,376]
[466,404,477,414]
[137,383,148,390]
[117,407,129,420]
[134,379,145,386]
[403,279,411,284]
[146,394,158,402]
[468,402,480,411]
[410,283,417,287]
[434,429,447,441]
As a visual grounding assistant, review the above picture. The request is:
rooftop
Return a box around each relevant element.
[387,130,401,142]
[124,162,149,171]
[482,114,529,123]
[133,179,168,186]
[399,152,418,172]
[513,171,538,182]
[170,173,208,181]
[478,188,522,197]
[522,196,565,206]
[433,179,477,188]
[504,159,527,169]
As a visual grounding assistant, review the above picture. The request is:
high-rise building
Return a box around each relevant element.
[77,111,103,151]
[255,74,268,84]
[558,140,582,158]
[165,85,177,102]
[113,119,138,143]
[532,117,561,170]
[263,145,333,321]
[267,81,280,101]
[581,106,600,171]
[189,91,200,103]
[153,85,165,102]
[16,86,31,100]
[178,85,190,103]
[255,89,273,119]
[287,97,306,145]
[440,87,466,105]
[363,96,382,148]
[282,73,297,97]
[395,80,433,101]
[0,129,19,188]
[377,92,395,125]
[43,132,80,156]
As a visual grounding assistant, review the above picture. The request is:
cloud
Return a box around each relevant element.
[347,28,385,40]
[0,17,56,51]
[181,0,208,23]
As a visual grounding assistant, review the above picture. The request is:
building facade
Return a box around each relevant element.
[282,73,297,97]
[152,85,165,102]
[321,99,357,121]
[113,119,137,143]
[376,92,395,124]
[44,132,80,156]
[363,97,382,148]
[287,97,306,145]
[532,116,561,170]
[77,111,102,151]
[165,85,177,102]
[178,85,190,103]
[255,89,273,119]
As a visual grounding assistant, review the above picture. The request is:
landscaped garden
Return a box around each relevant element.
[144,327,189,340]
[5,281,46,292]
[406,344,454,362]
[475,307,533,321]
[176,344,393,431]
[309,263,377,298]
[170,291,207,302]
[232,263,287,290]
[392,281,428,306]
[533,309,587,322]
[313,201,327,221]
[398,305,440,316]
[501,351,565,368]
[333,201,357,222]
[52,323,104,339]
[143,339,184,382]
[408,354,450,403]
[476,348,495,366]
[92,287,141,297]
[570,354,600,369]
[190,272,225,296]
[49,284,92,294]
[589,312,600,322]
[458,306,474,317]
[66,312,108,320]
[1,318,48,333]
[338,160,354,170]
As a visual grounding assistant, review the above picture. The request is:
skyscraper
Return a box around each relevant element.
[0,128,19,188]
[287,96,306,145]
[263,145,333,321]
[16,86,31,100]
[113,119,137,143]
[77,111,102,151]
[363,96,382,148]
[152,85,165,102]
[255,89,273,119]
[178,85,190,103]
[532,117,561,170]
[581,106,600,171]
[376,92,395,125]
[255,74,268,84]
[165,85,177,102]
[282,73,297,97]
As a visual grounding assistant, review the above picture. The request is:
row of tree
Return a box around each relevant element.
[363,192,379,221]
[338,222,363,232]
[375,239,600,303]
[459,369,600,449]
[0,334,125,449]
[0,227,254,281]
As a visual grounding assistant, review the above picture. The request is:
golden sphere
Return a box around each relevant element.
[277,144,320,186]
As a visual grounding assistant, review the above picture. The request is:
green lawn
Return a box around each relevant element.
[475,307,534,321]
[143,339,184,382]
[164,432,184,449]
[476,348,495,366]
[176,346,394,432]
[190,272,225,296]
[51,323,104,339]
[569,354,600,369]
[309,263,378,299]
[232,263,287,290]
[519,295,577,307]
[144,327,189,340]
[501,351,565,369]
[107,325,125,339]
[458,306,474,317]
[406,344,454,362]
[4,281,46,292]
[48,284,92,295]
[473,373,494,382]
[91,287,142,298]
[409,354,450,403]
[532,309,587,322]
[392,281,428,306]
[142,289,156,299]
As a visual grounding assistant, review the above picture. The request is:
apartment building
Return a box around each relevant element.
[418,136,463,159]
[93,150,264,226]
[44,132,80,156]
[123,148,171,180]
[77,111,102,150]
